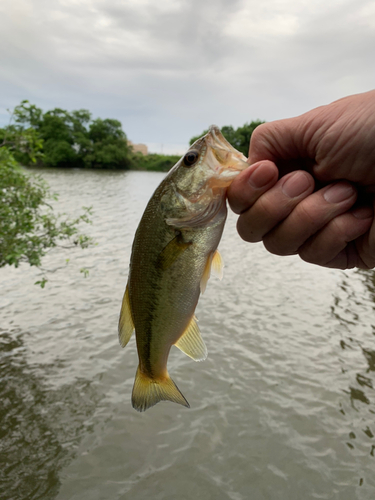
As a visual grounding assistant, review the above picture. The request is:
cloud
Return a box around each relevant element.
[0,0,374,151]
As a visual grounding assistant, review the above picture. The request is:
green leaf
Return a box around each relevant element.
[35,278,48,288]
[0,147,94,285]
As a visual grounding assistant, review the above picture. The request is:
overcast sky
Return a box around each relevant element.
[1,0,374,154]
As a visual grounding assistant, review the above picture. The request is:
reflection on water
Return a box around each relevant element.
[331,269,375,488]
[0,328,99,500]
[1,168,375,500]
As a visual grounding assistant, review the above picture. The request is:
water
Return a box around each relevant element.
[1,168,375,500]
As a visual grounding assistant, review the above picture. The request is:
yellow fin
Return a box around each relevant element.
[175,316,208,361]
[211,250,224,280]
[200,250,223,294]
[118,284,134,348]
[158,234,192,271]
[200,254,212,294]
[132,367,189,412]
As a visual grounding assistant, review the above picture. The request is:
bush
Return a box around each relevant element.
[0,148,92,285]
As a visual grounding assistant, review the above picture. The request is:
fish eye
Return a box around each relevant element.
[183,150,199,167]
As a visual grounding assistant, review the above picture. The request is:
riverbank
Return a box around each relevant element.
[131,152,180,172]
[24,152,182,173]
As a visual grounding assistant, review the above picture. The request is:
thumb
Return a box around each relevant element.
[248,116,311,166]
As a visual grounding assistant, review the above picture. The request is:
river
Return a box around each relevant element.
[1,168,375,500]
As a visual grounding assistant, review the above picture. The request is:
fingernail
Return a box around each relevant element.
[248,163,275,189]
[323,183,355,204]
[352,206,373,219]
[281,171,311,198]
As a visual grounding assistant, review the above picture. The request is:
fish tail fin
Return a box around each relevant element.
[131,367,190,412]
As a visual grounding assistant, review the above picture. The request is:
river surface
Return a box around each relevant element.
[1,168,375,500]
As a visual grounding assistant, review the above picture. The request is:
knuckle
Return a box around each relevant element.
[228,196,246,215]
[263,234,295,256]
[251,124,267,143]
[298,245,325,265]
[236,216,261,243]
[256,195,283,221]
[294,201,320,230]
[297,217,350,266]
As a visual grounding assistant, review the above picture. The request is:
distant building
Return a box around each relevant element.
[128,141,148,155]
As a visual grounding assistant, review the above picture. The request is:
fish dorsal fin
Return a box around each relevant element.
[158,234,192,271]
[175,316,208,361]
[200,250,224,294]
[118,284,135,347]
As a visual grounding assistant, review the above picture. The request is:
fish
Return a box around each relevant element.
[118,125,248,412]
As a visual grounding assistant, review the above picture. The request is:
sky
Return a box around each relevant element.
[1,0,374,155]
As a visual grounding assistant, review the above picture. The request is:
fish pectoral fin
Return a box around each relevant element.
[166,196,224,229]
[118,284,135,348]
[211,250,224,280]
[175,316,208,362]
[200,250,224,294]
[158,234,192,270]
[132,367,189,412]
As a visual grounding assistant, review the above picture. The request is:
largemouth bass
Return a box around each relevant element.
[119,126,248,412]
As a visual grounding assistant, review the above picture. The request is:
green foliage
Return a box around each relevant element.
[80,267,89,278]
[85,119,131,169]
[0,148,93,284]
[1,101,265,174]
[12,100,43,128]
[2,100,133,170]
[0,124,44,166]
[189,121,265,156]
[43,139,79,167]
[85,142,131,169]
[132,153,181,172]
[88,118,124,143]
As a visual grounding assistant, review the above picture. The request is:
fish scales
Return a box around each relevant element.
[119,126,248,411]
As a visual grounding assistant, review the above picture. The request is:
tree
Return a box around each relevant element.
[12,100,43,129]
[230,121,265,156]
[0,111,93,286]
[88,118,124,143]
[7,101,133,169]
[36,107,90,168]
[189,120,265,156]
[85,118,132,169]
[0,102,44,166]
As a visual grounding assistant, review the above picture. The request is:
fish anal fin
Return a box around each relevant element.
[158,234,192,271]
[175,316,208,362]
[132,367,189,412]
[118,284,134,348]
[200,249,224,294]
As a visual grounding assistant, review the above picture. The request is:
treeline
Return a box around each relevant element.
[0,101,135,169]
[0,101,264,172]
[0,101,180,172]
[190,121,264,157]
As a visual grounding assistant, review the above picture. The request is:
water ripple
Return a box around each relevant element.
[1,169,375,499]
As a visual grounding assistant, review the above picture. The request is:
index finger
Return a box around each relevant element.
[228,160,279,214]
[248,119,304,165]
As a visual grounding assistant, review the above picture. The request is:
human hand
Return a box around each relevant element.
[228,90,375,269]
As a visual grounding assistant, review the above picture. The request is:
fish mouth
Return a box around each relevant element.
[203,125,249,182]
